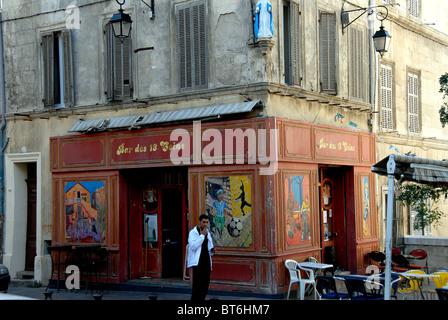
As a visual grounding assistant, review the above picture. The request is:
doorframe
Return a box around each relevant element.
[3,153,44,281]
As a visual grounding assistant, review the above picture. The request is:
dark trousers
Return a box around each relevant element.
[191,265,210,300]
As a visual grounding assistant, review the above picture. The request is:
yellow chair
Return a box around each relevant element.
[424,272,448,299]
[397,270,425,299]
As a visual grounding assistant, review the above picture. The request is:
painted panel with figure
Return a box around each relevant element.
[285,174,312,248]
[205,175,253,248]
[65,181,107,243]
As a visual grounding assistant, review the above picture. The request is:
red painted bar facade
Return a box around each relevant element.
[50,116,378,295]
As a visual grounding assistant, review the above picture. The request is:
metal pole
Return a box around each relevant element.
[384,155,396,300]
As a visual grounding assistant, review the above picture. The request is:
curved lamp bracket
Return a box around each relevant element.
[341,3,388,34]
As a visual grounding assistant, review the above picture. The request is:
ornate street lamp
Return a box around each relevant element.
[372,23,392,57]
[110,0,133,42]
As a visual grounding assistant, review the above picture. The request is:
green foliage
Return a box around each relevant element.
[439,73,448,127]
[397,183,448,231]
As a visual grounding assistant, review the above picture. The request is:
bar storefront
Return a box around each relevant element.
[49,116,378,296]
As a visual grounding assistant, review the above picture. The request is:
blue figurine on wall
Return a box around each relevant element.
[254,0,274,39]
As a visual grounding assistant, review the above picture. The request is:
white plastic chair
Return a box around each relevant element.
[285,259,317,300]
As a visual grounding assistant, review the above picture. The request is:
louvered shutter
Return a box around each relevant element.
[319,12,337,94]
[409,0,419,17]
[380,65,393,130]
[62,29,74,107]
[177,1,207,91]
[291,1,301,86]
[408,72,419,133]
[105,24,133,101]
[42,33,54,108]
[349,27,364,101]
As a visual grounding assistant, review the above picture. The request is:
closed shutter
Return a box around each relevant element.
[62,29,74,107]
[409,0,419,17]
[177,0,207,91]
[380,64,393,130]
[105,24,133,101]
[319,12,337,94]
[349,27,364,101]
[408,72,419,134]
[42,33,54,108]
[291,0,301,86]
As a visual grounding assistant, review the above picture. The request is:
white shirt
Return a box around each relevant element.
[187,226,214,269]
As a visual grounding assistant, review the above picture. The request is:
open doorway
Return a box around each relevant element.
[319,166,353,270]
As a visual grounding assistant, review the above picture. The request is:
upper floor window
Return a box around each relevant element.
[408,71,420,134]
[105,23,133,101]
[380,64,394,130]
[409,0,420,18]
[176,0,208,91]
[319,11,337,95]
[349,26,366,101]
[283,0,302,86]
[41,30,74,108]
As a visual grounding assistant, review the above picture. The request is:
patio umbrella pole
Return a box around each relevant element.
[384,155,396,300]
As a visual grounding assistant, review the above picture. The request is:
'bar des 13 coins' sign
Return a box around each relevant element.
[314,130,358,161]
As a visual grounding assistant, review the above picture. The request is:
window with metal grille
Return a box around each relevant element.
[41,30,74,108]
[177,0,207,91]
[380,64,394,130]
[408,72,420,134]
[319,11,337,94]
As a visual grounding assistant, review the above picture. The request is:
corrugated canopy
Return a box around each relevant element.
[68,100,262,133]
[371,154,448,187]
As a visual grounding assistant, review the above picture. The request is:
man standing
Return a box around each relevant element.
[187,214,215,300]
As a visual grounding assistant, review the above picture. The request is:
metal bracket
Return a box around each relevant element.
[341,4,388,34]
[141,0,155,20]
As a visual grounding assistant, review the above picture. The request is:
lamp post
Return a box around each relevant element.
[110,0,133,42]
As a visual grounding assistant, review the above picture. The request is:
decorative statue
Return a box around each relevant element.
[254,0,274,39]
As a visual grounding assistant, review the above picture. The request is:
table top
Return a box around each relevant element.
[297,262,333,269]
[394,272,439,279]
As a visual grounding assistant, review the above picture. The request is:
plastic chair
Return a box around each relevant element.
[397,269,425,299]
[392,248,401,255]
[436,288,448,300]
[315,276,350,300]
[285,259,317,300]
[376,273,407,300]
[344,277,383,300]
[392,254,412,272]
[408,249,428,273]
[423,272,448,299]
[368,251,386,271]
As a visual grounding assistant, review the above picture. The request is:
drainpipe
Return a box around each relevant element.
[0,10,6,263]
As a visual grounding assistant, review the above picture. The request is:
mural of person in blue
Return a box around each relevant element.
[254,0,274,39]
[212,189,231,238]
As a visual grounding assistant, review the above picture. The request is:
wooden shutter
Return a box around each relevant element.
[409,0,419,17]
[62,29,74,107]
[177,0,207,91]
[408,72,419,133]
[42,33,54,108]
[319,12,337,94]
[380,65,393,130]
[105,24,133,101]
[291,1,301,86]
[349,27,364,101]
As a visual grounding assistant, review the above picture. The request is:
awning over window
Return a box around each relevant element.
[371,154,448,187]
[68,100,262,133]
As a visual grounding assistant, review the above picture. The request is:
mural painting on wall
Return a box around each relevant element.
[205,175,253,247]
[285,174,311,247]
[65,181,106,243]
[362,176,371,236]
